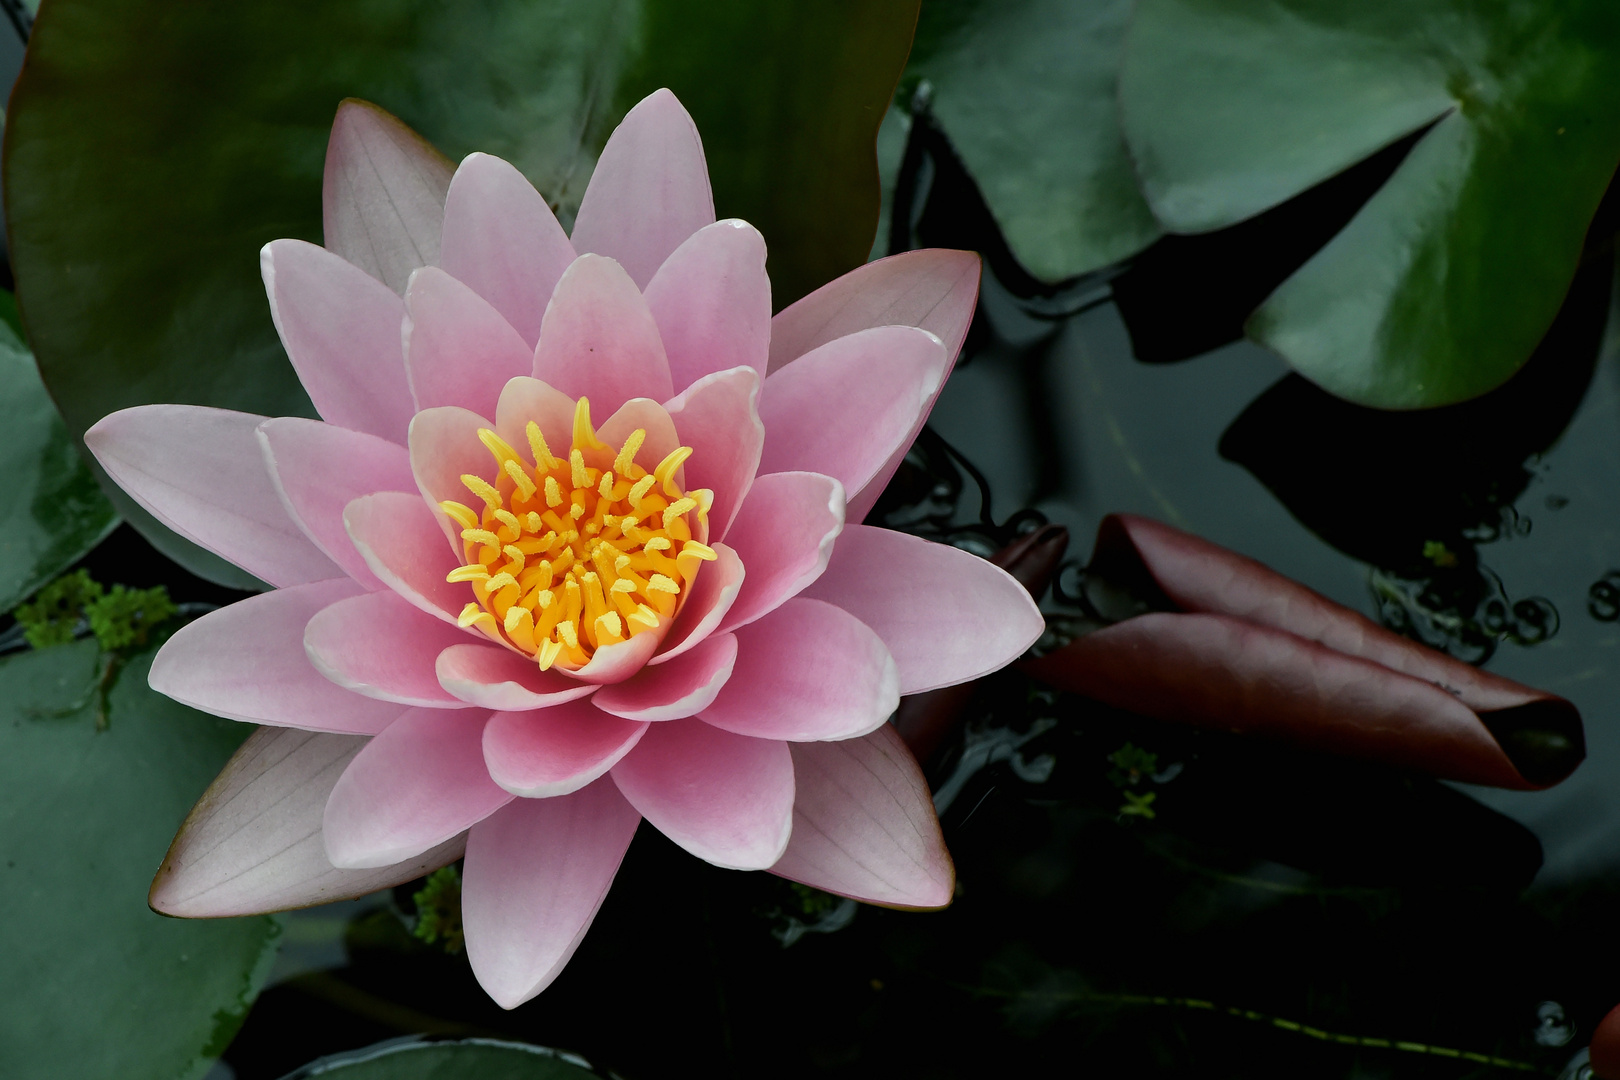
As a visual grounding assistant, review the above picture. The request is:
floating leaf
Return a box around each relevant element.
[278,1038,600,1080]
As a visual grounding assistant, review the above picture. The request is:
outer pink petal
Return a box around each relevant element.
[610,718,793,870]
[771,724,954,909]
[305,590,476,708]
[324,707,510,869]
[701,598,898,742]
[569,89,715,289]
[149,579,405,734]
[261,239,416,443]
[436,643,600,710]
[493,377,577,466]
[85,405,341,588]
[151,728,464,917]
[345,491,467,622]
[757,326,948,503]
[715,472,844,634]
[532,255,674,414]
[483,700,649,797]
[323,98,453,294]
[257,417,417,591]
[644,219,770,393]
[665,367,763,545]
[592,633,737,722]
[408,405,499,545]
[404,266,534,413]
[438,152,575,346]
[651,541,743,664]
[801,525,1044,694]
[462,781,641,1009]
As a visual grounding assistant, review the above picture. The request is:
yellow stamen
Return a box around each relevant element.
[440,501,480,530]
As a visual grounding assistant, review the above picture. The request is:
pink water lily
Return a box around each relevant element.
[84,89,1043,1007]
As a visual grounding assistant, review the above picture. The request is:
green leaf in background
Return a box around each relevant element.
[5,0,917,584]
[907,0,1161,283]
[1119,0,1620,409]
[281,1039,600,1080]
[0,639,280,1080]
[0,291,117,614]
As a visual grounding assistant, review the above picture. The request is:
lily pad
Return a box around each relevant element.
[280,1038,600,1080]
[907,0,1161,283]
[0,292,118,614]
[1118,0,1620,408]
[0,640,280,1080]
[5,0,916,584]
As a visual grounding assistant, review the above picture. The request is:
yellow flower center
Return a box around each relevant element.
[440,397,714,672]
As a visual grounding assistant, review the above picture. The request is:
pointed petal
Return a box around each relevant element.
[716,472,844,634]
[408,405,498,545]
[324,708,510,869]
[345,491,466,622]
[567,632,664,685]
[610,718,793,870]
[701,598,897,742]
[404,266,534,414]
[483,700,648,798]
[258,417,417,591]
[323,98,453,294]
[85,405,341,588]
[665,366,764,542]
[151,727,464,917]
[651,541,743,664]
[436,643,600,710]
[305,589,477,708]
[150,580,406,734]
[462,781,640,1009]
[592,633,737,722]
[597,398,681,486]
[758,326,948,504]
[802,525,1045,694]
[261,239,416,443]
[771,724,953,909]
[492,376,577,467]
[569,89,714,289]
[439,152,576,345]
[533,255,674,414]
[644,219,770,393]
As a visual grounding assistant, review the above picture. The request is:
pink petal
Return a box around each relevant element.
[532,254,674,414]
[436,643,600,711]
[651,541,743,664]
[85,405,341,588]
[304,589,477,708]
[483,700,649,797]
[323,707,510,869]
[644,219,770,393]
[564,631,664,685]
[665,366,764,543]
[408,404,499,545]
[771,724,953,908]
[592,633,737,722]
[610,718,793,869]
[151,727,465,917]
[150,580,406,734]
[492,377,577,466]
[716,472,844,634]
[261,239,416,443]
[322,98,453,294]
[404,266,534,413]
[757,326,948,503]
[801,525,1045,694]
[597,398,681,487]
[438,152,575,346]
[462,781,641,1009]
[344,491,467,622]
[257,417,417,591]
[701,598,898,742]
[569,89,715,289]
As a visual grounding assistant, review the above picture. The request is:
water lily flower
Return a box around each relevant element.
[84,89,1043,1007]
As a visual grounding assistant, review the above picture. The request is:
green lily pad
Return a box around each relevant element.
[281,1039,600,1079]
[0,639,280,1080]
[1119,0,1620,408]
[5,0,916,584]
[907,0,1161,283]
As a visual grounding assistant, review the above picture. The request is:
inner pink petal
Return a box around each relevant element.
[404,267,533,414]
[532,254,674,415]
[407,405,498,547]
[436,643,600,711]
[344,491,467,623]
[651,541,744,665]
[483,699,649,797]
[305,589,477,708]
[665,366,764,543]
[644,219,770,394]
[715,471,844,634]
[592,632,737,722]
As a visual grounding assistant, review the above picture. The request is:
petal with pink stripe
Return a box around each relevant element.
[305,589,476,708]
[645,219,770,392]
[532,254,674,415]
[483,699,649,798]
[593,633,737,722]
[404,266,534,414]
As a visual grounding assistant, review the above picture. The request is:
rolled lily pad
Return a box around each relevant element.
[5,0,917,584]
[279,1038,599,1079]
[0,640,279,1080]
[1118,0,1620,408]
[0,293,117,614]
[907,0,1161,283]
